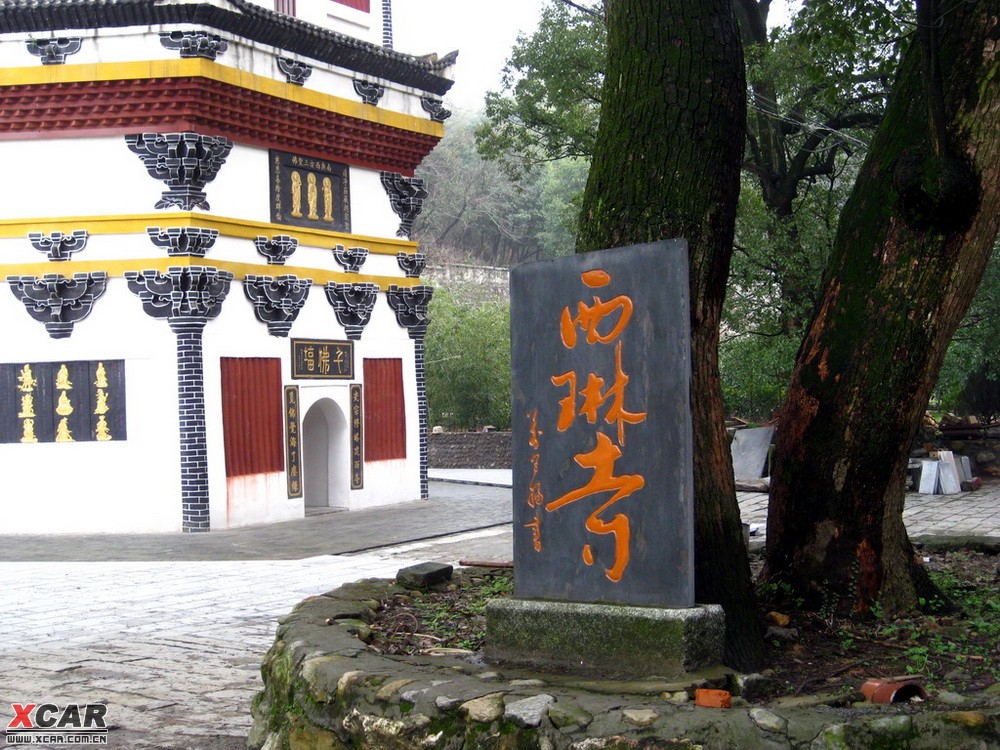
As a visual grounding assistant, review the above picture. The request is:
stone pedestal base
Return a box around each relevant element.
[485,598,725,679]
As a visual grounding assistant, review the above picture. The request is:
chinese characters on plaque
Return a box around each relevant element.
[0,360,127,444]
[291,339,353,380]
[284,385,303,498]
[510,241,694,608]
[270,149,350,233]
[350,384,364,489]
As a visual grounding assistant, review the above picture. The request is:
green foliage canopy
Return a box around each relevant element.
[424,290,512,430]
[413,113,588,265]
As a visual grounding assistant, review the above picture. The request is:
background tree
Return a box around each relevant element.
[576,0,764,670]
[477,0,912,419]
[476,0,605,176]
[766,0,1000,616]
[425,290,512,431]
[935,240,1000,417]
[413,113,588,265]
[413,113,544,266]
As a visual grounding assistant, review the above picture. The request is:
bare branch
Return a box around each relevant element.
[554,0,604,20]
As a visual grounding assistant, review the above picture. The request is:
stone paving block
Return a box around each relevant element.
[1,480,998,749]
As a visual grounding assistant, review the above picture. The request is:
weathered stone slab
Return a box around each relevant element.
[939,450,964,490]
[505,694,555,727]
[940,462,962,494]
[731,426,775,480]
[919,460,939,494]
[395,562,453,588]
[485,598,723,679]
[509,241,694,608]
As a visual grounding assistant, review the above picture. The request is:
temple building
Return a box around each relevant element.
[0,0,453,532]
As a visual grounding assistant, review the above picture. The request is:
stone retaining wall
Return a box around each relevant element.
[250,574,1000,750]
[428,431,512,469]
[944,439,1000,477]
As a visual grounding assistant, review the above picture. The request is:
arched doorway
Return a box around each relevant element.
[302,397,349,509]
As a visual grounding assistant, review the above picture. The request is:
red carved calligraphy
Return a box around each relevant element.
[546,268,647,582]
[524,409,544,551]
[560,269,634,348]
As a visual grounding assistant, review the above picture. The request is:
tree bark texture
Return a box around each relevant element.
[766,2,1000,616]
[576,0,764,670]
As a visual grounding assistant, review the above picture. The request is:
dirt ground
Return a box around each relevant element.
[368,547,1000,702]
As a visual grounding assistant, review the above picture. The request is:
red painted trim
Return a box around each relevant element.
[0,78,438,175]
[363,358,406,461]
[332,0,369,10]
[221,357,285,477]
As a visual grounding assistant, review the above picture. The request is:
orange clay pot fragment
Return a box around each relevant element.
[860,677,929,704]
[694,689,732,708]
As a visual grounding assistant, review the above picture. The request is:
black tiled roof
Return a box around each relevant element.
[0,0,456,96]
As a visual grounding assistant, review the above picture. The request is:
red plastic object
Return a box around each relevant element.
[694,688,732,708]
[861,677,928,704]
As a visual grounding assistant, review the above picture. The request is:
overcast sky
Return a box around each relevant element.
[392,0,543,112]
[391,1,803,114]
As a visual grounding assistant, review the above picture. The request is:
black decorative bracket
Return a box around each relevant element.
[244,274,312,337]
[160,31,228,60]
[125,266,233,332]
[325,282,379,340]
[277,57,312,85]
[8,272,107,339]
[353,79,385,105]
[126,132,233,211]
[255,235,298,265]
[396,251,426,278]
[332,244,368,273]
[147,227,219,257]
[26,37,82,65]
[380,172,427,239]
[386,284,433,339]
[28,230,88,261]
[420,97,452,123]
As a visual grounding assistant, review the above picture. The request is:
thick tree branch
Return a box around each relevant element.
[554,0,604,20]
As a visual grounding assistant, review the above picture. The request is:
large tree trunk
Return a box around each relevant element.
[576,0,764,670]
[766,1,1000,616]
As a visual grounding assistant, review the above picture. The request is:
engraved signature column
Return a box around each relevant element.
[386,285,433,499]
[126,267,233,531]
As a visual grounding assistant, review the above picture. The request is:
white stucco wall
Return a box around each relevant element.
[0,8,438,533]
[0,279,183,533]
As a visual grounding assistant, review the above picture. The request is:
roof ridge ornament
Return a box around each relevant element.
[325,282,379,340]
[332,244,368,273]
[160,31,228,60]
[244,274,312,337]
[126,132,233,211]
[396,251,425,278]
[147,227,219,257]
[380,171,427,239]
[26,36,82,64]
[28,230,88,261]
[353,79,385,105]
[386,284,433,339]
[255,235,299,265]
[7,272,107,339]
[277,56,312,86]
[420,96,451,123]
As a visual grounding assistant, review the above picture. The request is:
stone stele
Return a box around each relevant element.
[495,240,723,678]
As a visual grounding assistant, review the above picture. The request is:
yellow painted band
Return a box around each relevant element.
[0,59,444,138]
[0,213,418,257]
[0,258,418,290]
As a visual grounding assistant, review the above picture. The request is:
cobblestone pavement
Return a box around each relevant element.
[0,554,433,749]
[2,477,997,749]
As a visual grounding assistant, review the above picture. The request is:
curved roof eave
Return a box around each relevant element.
[0,0,456,96]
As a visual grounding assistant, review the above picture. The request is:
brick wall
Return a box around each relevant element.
[428,431,512,469]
